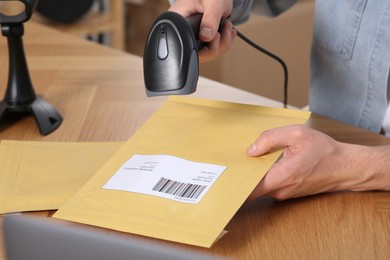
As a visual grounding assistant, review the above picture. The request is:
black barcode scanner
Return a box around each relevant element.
[143,11,289,107]
[143,11,205,97]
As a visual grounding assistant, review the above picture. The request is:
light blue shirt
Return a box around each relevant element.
[230,0,390,133]
[311,0,390,133]
[169,0,390,133]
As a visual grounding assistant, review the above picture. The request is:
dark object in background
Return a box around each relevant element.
[36,0,95,24]
[0,0,63,136]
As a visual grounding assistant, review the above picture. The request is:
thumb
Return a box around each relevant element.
[200,1,232,42]
[246,126,296,157]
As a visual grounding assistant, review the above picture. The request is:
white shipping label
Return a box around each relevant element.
[103,154,227,204]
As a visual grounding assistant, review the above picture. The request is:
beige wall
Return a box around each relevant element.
[125,0,314,107]
[125,0,170,56]
[200,0,314,107]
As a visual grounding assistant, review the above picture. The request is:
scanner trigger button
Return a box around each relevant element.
[157,25,169,60]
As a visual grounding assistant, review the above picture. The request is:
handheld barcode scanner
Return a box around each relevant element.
[143,11,204,97]
[143,11,289,107]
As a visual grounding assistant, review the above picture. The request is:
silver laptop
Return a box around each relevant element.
[3,214,226,260]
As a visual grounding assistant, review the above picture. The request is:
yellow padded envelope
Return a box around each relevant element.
[54,96,311,248]
[0,141,122,214]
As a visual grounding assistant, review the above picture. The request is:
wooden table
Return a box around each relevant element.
[0,22,389,259]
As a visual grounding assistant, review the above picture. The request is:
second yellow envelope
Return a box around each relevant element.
[0,141,123,214]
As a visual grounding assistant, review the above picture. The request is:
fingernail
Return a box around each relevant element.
[247,143,257,154]
[200,27,213,39]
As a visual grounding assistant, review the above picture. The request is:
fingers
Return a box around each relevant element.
[198,21,237,63]
[169,0,235,62]
[169,0,233,42]
[247,173,273,200]
[248,164,294,201]
[200,1,233,42]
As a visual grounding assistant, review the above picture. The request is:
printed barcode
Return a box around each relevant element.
[152,177,207,199]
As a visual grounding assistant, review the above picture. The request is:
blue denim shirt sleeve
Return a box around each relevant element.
[229,0,298,24]
[167,0,252,24]
[167,1,298,25]
[251,0,298,17]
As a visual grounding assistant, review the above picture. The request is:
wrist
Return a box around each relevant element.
[336,143,390,192]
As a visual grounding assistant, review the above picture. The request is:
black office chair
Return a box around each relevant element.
[36,0,109,44]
